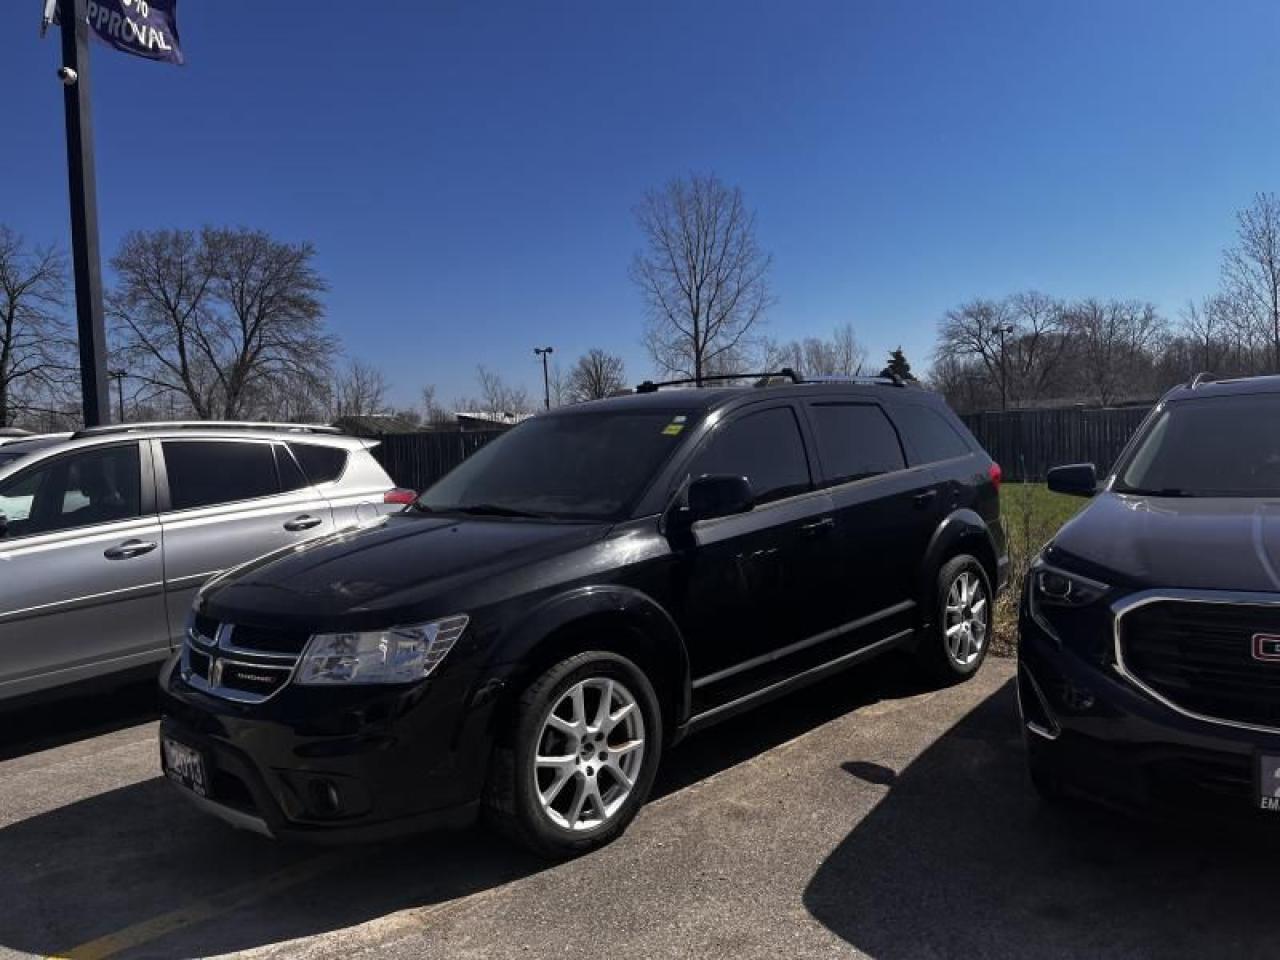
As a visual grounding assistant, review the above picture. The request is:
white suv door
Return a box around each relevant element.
[155,438,336,642]
[0,441,169,700]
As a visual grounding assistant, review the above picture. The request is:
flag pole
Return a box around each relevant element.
[58,0,111,427]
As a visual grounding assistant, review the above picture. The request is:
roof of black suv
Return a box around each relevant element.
[550,381,939,416]
[1164,373,1280,401]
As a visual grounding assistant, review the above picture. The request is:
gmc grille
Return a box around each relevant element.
[1119,599,1280,729]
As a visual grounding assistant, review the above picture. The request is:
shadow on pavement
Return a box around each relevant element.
[0,654,933,958]
[804,678,1280,959]
[0,677,159,762]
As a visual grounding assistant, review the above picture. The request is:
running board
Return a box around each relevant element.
[681,628,915,735]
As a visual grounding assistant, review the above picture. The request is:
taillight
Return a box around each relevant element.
[384,488,417,505]
[988,462,1003,491]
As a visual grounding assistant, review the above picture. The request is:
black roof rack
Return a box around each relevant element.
[70,420,343,440]
[800,373,907,388]
[634,369,802,393]
[1188,371,1218,389]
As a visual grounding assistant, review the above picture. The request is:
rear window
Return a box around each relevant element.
[290,443,349,484]
[891,403,970,465]
[808,403,906,484]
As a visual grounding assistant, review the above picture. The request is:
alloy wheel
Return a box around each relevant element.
[944,570,988,667]
[532,676,646,831]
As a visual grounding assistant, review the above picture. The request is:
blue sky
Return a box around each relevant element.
[5,1,1280,408]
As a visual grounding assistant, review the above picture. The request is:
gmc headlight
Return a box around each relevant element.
[1028,558,1109,643]
[295,615,469,685]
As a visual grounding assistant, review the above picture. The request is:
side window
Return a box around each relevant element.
[0,444,141,539]
[891,403,970,465]
[808,403,906,485]
[688,407,811,505]
[162,441,280,512]
[289,443,348,485]
[274,445,310,493]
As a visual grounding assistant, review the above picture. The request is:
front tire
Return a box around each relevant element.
[916,555,992,683]
[484,650,663,859]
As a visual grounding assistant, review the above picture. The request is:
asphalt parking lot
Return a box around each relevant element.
[2,657,1279,960]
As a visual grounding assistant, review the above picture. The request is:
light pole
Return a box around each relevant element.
[996,323,1014,411]
[534,346,554,410]
[109,369,126,422]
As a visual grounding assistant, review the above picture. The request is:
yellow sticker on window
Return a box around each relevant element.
[662,423,685,436]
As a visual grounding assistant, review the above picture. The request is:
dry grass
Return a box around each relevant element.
[990,483,1084,657]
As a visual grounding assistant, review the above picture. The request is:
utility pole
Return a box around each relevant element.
[996,322,1014,411]
[110,369,127,422]
[58,0,112,427]
[534,346,554,410]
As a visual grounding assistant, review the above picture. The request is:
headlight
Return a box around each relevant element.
[1028,558,1109,644]
[295,615,469,685]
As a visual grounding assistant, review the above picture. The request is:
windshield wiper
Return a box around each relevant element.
[1115,486,1192,497]
[451,503,549,518]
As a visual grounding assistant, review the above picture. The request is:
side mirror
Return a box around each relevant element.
[1046,463,1098,498]
[687,474,755,522]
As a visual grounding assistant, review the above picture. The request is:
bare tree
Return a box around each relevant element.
[632,174,773,384]
[459,365,531,419]
[548,362,569,408]
[763,323,867,377]
[935,297,1019,409]
[330,358,390,419]
[1222,192,1280,372]
[111,226,337,419]
[1064,298,1166,405]
[567,348,626,401]
[0,227,74,427]
[420,384,453,425]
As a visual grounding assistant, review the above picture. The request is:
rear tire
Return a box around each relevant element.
[483,650,663,859]
[915,555,992,683]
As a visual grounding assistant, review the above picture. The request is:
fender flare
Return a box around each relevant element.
[916,509,999,629]
[483,584,693,726]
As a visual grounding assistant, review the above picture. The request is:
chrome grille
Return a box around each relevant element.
[1116,594,1280,732]
[181,619,305,703]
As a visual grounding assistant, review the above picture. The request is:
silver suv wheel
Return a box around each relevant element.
[944,569,989,667]
[532,676,646,831]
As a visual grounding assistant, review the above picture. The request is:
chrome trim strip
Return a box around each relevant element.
[0,581,166,624]
[172,787,274,838]
[688,628,915,729]
[1112,589,1280,737]
[692,599,916,690]
[181,619,303,704]
[1016,662,1061,741]
[218,623,300,661]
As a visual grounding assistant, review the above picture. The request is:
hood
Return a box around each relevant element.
[1050,491,1280,593]
[201,513,611,626]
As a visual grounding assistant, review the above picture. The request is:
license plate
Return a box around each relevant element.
[1259,755,1280,813]
[162,737,208,798]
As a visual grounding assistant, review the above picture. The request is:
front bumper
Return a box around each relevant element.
[157,656,492,842]
[1018,605,1280,819]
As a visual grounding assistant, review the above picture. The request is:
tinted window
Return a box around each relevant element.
[0,444,141,539]
[689,407,811,504]
[163,441,280,511]
[275,446,309,492]
[892,403,970,464]
[290,443,348,484]
[809,403,905,484]
[1117,395,1280,496]
[419,411,692,521]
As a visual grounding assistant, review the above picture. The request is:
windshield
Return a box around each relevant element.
[415,409,695,521]
[1116,394,1280,497]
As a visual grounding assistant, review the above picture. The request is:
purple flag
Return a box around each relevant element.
[85,0,183,65]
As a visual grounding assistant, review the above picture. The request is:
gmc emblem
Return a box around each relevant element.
[1253,634,1280,662]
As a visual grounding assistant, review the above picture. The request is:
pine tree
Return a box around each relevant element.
[881,347,916,381]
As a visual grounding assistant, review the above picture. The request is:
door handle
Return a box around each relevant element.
[104,539,157,560]
[800,516,836,535]
[284,514,323,532]
[913,490,939,509]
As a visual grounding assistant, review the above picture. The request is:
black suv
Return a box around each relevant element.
[1020,374,1280,819]
[160,375,1006,857]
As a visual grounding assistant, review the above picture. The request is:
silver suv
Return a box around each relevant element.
[0,422,410,703]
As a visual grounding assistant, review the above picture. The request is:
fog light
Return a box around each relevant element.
[309,779,342,816]
[1061,681,1095,712]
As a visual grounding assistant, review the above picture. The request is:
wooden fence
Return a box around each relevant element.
[960,405,1154,482]
[371,430,505,491]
